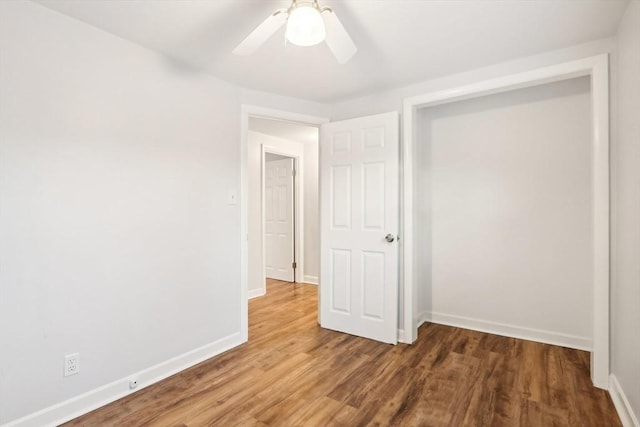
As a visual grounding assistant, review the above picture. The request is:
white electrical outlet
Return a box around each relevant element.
[64,353,80,377]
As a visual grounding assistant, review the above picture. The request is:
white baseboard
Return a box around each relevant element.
[2,333,243,427]
[397,329,405,343]
[248,287,266,299]
[418,311,430,327]
[609,374,640,427]
[419,311,592,351]
[302,275,318,285]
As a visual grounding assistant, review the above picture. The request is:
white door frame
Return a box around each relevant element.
[402,54,610,389]
[240,105,328,341]
[262,145,301,286]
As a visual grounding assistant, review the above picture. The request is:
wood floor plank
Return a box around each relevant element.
[63,279,622,427]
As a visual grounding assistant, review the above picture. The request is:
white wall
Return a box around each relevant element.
[415,77,593,349]
[303,137,320,283]
[0,2,327,425]
[247,130,319,296]
[611,0,640,423]
[0,2,240,423]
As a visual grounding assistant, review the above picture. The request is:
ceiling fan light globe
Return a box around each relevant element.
[286,5,326,47]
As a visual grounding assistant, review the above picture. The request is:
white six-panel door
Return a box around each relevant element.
[264,158,295,282]
[320,112,399,344]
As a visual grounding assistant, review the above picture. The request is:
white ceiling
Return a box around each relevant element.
[36,0,629,103]
[250,117,319,144]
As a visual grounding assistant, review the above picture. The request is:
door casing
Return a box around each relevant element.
[402,54,610,389]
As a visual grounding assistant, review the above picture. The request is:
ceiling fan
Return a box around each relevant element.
[232,0,357,64]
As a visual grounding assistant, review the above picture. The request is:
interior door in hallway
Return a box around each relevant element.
[264,157,295,282]
[320,112,399,344]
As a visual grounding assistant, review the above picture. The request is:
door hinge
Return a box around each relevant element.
[292,168,296,177]
[292,262,297,269]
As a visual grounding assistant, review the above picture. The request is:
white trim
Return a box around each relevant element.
[609,374,640,427]
[590,56,610,388]
[248,288,266,299]
[417,310,430,327]
[2,333,242,427]
[419,311,592,351]
[240,105,328,341]
[261,144,304,284]
[397,329,405,342]
[243,106,329,128]
[303,275,318,285]
[240,107,250,343]
[402,54,610,387]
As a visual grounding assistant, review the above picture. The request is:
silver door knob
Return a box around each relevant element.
[385,234,395,243]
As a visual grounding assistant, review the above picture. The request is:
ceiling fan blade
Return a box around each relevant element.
[322,10,357,64]
[233,10,288,56]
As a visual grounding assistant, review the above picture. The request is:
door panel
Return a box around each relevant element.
[331,165,351,228]
[264,158,294,282]
[363,162,385,229]
[330,249,351,313]
[320,112,399,344]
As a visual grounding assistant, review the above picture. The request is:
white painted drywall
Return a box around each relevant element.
[414,77,593,348]
[247,130,319,295]
[0,2,240,423]
[0,2,328,424]
[611,0,640,422]
[303,137,320,283]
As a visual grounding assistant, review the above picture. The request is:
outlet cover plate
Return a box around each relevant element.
[64,353,80,377]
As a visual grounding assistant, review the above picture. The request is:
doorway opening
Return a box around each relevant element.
[263,152,297,283]
[245,113,321,308]
[241,106,404,346]
[403,55,610,388]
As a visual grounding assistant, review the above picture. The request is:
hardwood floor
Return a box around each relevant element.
[64,279,621,426]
